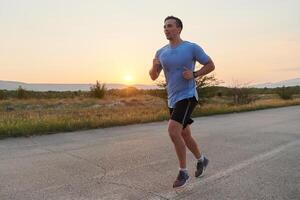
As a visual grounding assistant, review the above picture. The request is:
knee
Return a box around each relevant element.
[168,122,181,141]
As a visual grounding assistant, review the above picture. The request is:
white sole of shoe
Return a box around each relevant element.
[174,176,190,189]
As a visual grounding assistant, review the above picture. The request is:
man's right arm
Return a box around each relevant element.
[149,58,162,81]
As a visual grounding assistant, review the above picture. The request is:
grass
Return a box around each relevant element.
[193,98,300,117]
[1,94,300,139]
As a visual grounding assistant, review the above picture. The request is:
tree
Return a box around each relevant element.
[155,73,222,104]
[229,80,256,105]
[156,73,221,90]
[195,73,222,99]
[195,73,222,89]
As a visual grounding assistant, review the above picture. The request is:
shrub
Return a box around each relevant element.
[277,86,294,100]
[17,86,28,99]
[90,81,106,99]
[0,90,6,100]
[217,91,223,97]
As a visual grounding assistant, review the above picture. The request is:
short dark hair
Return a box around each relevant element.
[164,16,183,31]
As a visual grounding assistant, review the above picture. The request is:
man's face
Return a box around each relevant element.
[164,19,181,40]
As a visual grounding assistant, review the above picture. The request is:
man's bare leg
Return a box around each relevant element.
[168,119,187,169]
[181,125,201,159]
[182,125,209,178]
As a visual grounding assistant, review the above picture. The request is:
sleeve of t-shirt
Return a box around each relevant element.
[193,43,210,65]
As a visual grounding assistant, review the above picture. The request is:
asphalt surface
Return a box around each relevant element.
[0,106,299,200]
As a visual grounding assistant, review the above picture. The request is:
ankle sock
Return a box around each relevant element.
[179,168,188,172]
[198,155,204,162]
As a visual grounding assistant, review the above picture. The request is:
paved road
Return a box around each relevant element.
[0,106,299,200]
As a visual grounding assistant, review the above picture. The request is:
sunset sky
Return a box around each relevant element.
[1,0,299,86]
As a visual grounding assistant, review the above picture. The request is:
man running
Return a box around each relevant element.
[149,16,215,188]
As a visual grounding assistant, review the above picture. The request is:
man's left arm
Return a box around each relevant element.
[193,57,215,78]
[182,58,215,80]
[182,44,215,80]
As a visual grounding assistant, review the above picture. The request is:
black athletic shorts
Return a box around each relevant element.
[169,96,198,129]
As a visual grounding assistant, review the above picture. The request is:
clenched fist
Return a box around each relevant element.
[182,67,194,80]
[149,58,161,80]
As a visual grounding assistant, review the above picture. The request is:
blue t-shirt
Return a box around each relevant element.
[155,41,210,108]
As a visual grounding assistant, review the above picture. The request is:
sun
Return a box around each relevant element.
[123,74,134,84]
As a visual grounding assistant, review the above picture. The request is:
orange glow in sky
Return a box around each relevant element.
[123,74,134,85]
[1,1,299,86]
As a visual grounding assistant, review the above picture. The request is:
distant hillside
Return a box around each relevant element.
[252,78,300,88]
[0,80,159,91]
